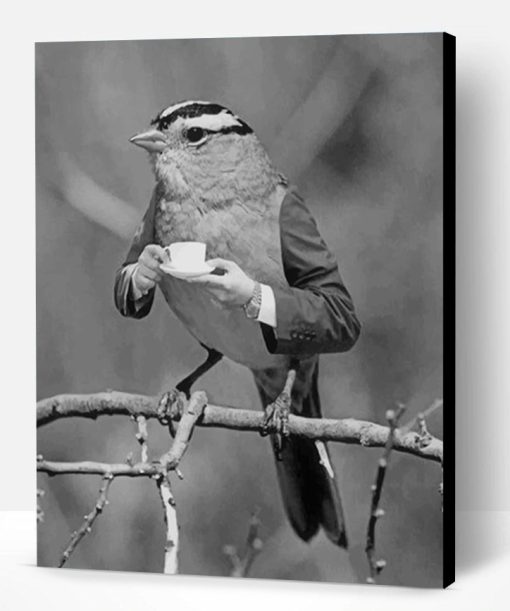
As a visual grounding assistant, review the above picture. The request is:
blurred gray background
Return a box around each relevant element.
[36,33,443,587]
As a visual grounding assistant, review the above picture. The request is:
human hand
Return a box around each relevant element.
[185,258,255,308]
[133,244,169,294]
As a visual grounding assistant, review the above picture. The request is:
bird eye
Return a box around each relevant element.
[185,127,206,144]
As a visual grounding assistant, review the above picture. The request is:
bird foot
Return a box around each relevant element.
[157,388,187,437]
[260,389,291,461]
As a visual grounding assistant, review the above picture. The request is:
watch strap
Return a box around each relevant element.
[243,281,262,319]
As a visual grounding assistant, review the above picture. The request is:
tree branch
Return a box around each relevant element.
[401,399,443,435]
[37,459,163,477]
[223,510,263,578]
[39,391,209,573]
[37,386,443,577]
[38,392,209,478]
[37,391,442,463]
[159,391,207,470]
[365,405,406,584]
[132,415,149,463]
[58,474,113,567]
[157,474,179,574]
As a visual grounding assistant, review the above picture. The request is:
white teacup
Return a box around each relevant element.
[166,242,206,269]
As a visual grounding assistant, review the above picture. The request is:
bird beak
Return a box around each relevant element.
[129,129,168,153]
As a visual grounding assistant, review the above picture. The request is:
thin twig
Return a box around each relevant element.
[37,391,442,463]
[401,398,445,509]
[159,391,208,470]
[157,474,179,574]
[154,391,207,574]
[223,510,263,577]
[58,474,113,568]
[38,458,163,477]
[133,414,149,463]
[400,399,443,435]
[365,404,406,584]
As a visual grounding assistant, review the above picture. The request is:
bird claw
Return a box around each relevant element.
[157,388,187,437]
[260,391,291,461]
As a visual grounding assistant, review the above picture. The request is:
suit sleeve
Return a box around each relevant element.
[260,190,361,355]
[113,190,157,319]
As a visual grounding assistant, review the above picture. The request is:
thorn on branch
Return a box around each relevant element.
[58,473,114,568]
[223,510,263,578]
[365,403,406,584]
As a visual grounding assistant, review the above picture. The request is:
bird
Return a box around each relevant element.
[115,100,361,548]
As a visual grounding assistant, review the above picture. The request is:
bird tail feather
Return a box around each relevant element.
[273,436,347,547]
[254,363,347,547]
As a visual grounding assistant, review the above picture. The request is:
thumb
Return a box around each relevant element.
[146,244,169,263]
[206,258,236,272]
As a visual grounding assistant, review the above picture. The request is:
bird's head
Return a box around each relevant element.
[130,101,282,204]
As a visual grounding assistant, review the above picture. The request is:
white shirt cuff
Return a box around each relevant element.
[257,283,277,328]
[125,263,146,301]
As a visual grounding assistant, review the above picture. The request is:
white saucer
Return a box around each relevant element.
[160,261,214,279]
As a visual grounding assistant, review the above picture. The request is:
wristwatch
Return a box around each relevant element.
[243,281,262,319]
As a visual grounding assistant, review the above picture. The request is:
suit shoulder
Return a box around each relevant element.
[279,186,321,242]
[280,185,306,214]
[278,186,338,287]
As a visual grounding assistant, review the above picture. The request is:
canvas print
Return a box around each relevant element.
[36,33,454,587]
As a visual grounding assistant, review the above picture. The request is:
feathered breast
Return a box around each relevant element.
[154,184,290,368]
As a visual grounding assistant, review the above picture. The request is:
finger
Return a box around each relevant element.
[138,279,155,292]
[138,266,159,281]
[185,274,227,287]
[206,258,236,272]
[139,267,161,282]
[140,253,163,271]
[135,271,155,290]
[202,287,224,301]
[145,244,168,264]
[201,287,238,308]
[133,266,152,289]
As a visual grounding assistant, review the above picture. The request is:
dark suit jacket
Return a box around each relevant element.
[114,187,361,357]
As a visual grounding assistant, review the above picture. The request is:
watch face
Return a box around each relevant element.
[245,301,259,319]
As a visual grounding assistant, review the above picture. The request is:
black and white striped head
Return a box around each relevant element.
[129,100,279,199]
[130,100,253,153]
